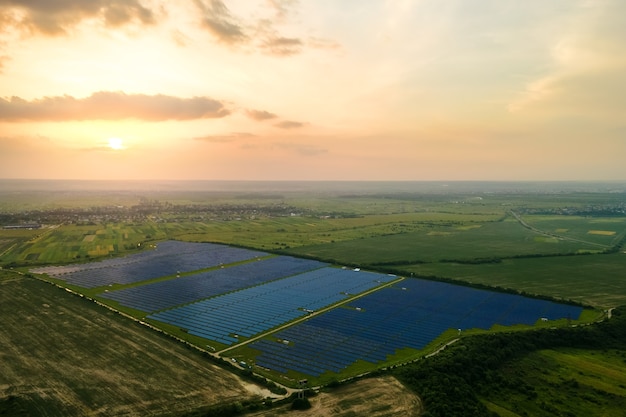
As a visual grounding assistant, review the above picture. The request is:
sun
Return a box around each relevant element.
[107,137,125,150]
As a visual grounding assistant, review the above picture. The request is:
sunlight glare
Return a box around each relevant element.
[108,137,125,150]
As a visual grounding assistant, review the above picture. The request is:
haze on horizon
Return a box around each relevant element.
[1,1,624,182]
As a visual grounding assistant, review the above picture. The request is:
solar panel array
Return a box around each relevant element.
[251,278,583,377]
[31,240,585,379]
[148,268,397,345]
[100,256,327,312]
[30,241,267,288]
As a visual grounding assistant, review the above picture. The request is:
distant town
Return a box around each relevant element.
[2,197,625,229]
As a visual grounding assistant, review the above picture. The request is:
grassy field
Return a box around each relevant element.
[0,271,262,417]
[286,218,603,264]
[522,215,626,247]
[0,223,165,265]
[401,253,626,308]
[168,212,503,251]
[1,212,503,264]
[0,228,45,259]
[482,348,626,416]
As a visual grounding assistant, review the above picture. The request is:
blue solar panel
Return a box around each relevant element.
[31,241,267,288]
[100,256,327,312]
[148,268,397,346]
[250,277,583,376]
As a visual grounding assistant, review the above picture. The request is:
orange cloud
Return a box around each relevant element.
[245,109,278,121]
[260,36,302,56]
[0,0,155,36]
[194,132,257,143]
[0,54,9,71]
[274,120,304,129]
[0,91,230,121]
[193,0,329,58]
[195,0,248,45]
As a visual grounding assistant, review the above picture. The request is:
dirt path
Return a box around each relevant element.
[509,210,608,248]
[249,375,422,417]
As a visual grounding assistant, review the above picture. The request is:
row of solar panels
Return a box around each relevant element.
[101,256,327,312]
[249,279,582,376]
[147,267,398,345]
[32,241,267,288]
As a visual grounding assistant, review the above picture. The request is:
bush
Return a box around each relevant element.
[290,397,311,410]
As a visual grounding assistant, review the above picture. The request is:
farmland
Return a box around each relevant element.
[286,217,605,264]
[0,271,260,416]
[403,253,626,308]
[1,180,626,416]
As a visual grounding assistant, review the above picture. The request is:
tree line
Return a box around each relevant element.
[393,307,626,417]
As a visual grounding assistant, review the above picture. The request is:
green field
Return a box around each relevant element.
[168,212,503,250]
[0,224,165,265]
[286,218,604,264]
[482,348,626,416]
[401,253,626,308]
[523,215,626,246]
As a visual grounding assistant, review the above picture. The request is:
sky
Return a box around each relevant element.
[0,0,625,181]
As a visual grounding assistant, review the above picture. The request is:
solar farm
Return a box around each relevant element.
[32,240,267,288]
[31,240,583,382]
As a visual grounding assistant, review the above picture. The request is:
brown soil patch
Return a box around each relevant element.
[588,230,616,236]
[251,376,423,417]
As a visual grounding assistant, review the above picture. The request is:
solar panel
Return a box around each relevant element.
[148,267,397,346]
[31,241,267,288]
[250,277,583,376]
[101,256,327,311]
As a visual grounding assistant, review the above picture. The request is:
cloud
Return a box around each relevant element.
[80,144,125,152]
[194,0,247,45]
[171,29,191,47]
[508,0,626,115]
[274,120,304,129]
[507,75,557,113]
[0,91,230,121]
[245,109,278,120]
[194,132,257,143]
[0,0,156,36]
[192,0,335,58]
[254,1,304,56]
[260,35,302,56]
[275,142,327,156]
[307,36,341,51]
[193,130,326,157]
[511,67,626,119]
[265,0,297,20]
[0,54,9,71]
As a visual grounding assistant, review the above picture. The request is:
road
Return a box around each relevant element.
[218,274,405,356]
[509,210,609,248]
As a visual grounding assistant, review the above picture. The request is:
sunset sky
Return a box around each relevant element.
[1,0,624,181]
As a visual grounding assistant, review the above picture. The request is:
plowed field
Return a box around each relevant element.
[0,272,260,416]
